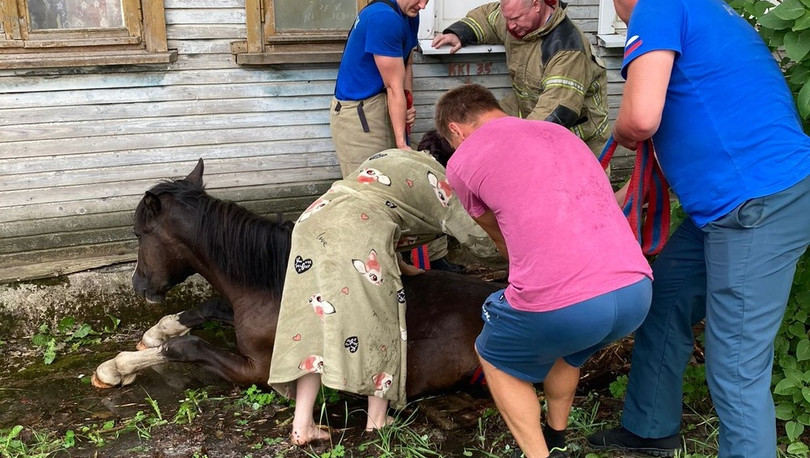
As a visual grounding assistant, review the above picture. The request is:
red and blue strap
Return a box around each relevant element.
[599,136,671,256]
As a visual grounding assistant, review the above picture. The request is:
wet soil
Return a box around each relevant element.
[1,323,652,458]
[0,266,667,458]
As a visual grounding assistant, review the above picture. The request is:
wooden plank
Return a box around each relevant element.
[165,0,244,8]
[0,166,341,207]
[0,139,334,174]
[0,110,330,142]
[0,194,322,241]
[0,152,338,192]
[0,252,137,283]
[1,180,333,225]
[1,124,333,158]
[0,95,334,125]
[0,66,340,93]
[245,0,263,53]
[165,9,246,25]
[0,51,176,69]
[168,39,237,54]
[168,24,246,40]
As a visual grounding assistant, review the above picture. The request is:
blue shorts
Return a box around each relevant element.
[475,278,652,383]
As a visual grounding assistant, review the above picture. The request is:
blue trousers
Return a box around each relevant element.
[621,175,810,458]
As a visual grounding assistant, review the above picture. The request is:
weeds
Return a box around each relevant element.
[30,315,120,365]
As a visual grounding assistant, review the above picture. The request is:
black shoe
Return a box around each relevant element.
[430,257,466,274]
[588,426,680,457]
[510,446,570,458]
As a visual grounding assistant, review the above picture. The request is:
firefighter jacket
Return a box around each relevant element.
[445,2,610,155]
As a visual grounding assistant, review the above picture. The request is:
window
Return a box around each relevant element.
[235,0,368,65]
[0,0,175,69]
[597,0,626,48]
[417,0,505,55]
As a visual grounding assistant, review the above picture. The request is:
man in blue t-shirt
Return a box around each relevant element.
[330,0,423,177]
[587,0,810,457]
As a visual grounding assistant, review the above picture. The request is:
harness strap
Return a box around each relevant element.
[410,244,430,270]
[599,136,671,256]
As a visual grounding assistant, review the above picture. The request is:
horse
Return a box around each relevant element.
[92,159,504,399]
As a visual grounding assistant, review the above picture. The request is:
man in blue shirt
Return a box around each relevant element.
[330,0,424,176]
[587,0,810,457]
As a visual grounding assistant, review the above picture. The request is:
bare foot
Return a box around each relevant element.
[290,423,330,446]
[365,415,395,432]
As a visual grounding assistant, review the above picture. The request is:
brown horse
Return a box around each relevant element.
[92,159,503,399]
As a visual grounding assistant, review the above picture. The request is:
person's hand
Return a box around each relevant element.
[406,105,416,127]
[431,33,462,54]
[398,258,424,276]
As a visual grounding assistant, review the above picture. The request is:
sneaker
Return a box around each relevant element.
[510,446,570,458]
[429,257,466,274]
[588,426,680,457]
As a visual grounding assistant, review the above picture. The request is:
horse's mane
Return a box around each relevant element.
[137,178,293,297]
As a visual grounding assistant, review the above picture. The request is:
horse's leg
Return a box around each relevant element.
[93,333,269,388]
[94,294,274,389]
[138,298,233,350]
[92,347,167,388]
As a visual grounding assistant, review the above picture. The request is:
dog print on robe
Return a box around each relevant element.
[352,249,383,285]
[308,294,335,320]
[298,355,324,373]
[372,372,393,397]
[357,168,392,186]
[427,171,453,207]
[298,197,330,222]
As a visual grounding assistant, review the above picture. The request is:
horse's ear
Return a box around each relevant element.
[143,191,161,215]
[186,158,204,186]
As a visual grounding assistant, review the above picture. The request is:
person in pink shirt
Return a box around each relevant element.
[435,83,653,458]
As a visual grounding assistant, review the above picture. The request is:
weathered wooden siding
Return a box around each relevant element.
[0,0,625,284]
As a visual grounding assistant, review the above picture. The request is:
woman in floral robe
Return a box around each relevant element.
[267,147,500,444]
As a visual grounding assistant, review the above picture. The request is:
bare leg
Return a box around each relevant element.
[477,351,549,458]
[542,359,579,431]
[291,373,330,445]
[365,396,393,431]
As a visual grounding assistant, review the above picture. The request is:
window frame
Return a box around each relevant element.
[236,0,369,65]
[597,0,626,48]
[0,0,175,69]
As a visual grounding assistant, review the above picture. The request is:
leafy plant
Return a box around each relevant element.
[174,388,208,424]
[30,315,120,365]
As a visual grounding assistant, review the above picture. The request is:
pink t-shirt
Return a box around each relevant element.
[446,117,653,312]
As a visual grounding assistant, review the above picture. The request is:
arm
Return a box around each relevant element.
[525,51,592,126]
[374,54,410,149]
[472,209,508,261]
[613,50,675,149]
[431,2,504,53]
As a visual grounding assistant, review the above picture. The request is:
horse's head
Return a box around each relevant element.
[132,159,205,303]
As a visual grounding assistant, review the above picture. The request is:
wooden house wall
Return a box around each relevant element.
[0,0,626,284]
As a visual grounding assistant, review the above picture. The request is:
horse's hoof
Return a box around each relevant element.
[90,372,116,389]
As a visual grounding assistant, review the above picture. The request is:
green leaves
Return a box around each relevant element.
[785,30,810,61]
[774,0,808,20]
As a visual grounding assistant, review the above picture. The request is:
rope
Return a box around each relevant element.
[599,136,671,256]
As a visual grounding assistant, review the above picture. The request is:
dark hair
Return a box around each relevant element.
[417,129,455,167]
[434,83,502,140]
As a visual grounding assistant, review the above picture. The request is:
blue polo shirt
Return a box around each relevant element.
[334,0,419,101]
[622,0,810,226]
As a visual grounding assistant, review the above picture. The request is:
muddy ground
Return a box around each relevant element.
[0,318,658,458]
[0,262,724,458]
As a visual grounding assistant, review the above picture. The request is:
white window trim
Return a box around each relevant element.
[597,0,626,48]
[417,0,505,55]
